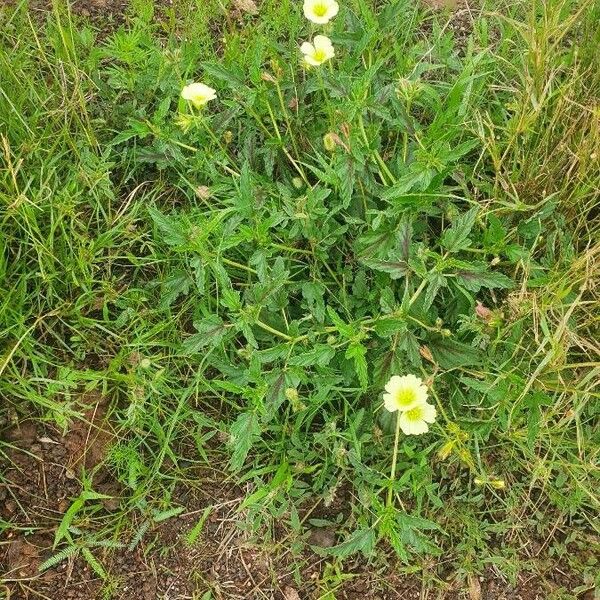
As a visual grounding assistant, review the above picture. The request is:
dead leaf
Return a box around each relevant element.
[475,301,492,322]
[419,345,435,364]
[38,436,59,444]
[422,0,460,8]
[468,574,482,600]
[233,0,258,14]
[283,587,301,600]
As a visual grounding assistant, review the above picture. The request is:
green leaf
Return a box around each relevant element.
[345,342,368,389]
[182,315,228,354]
[54,498,84,548]
[185,506,213,546]
[229,412,261,471]
[455,267,514,292]
[153,506,185,522]
[302,282,326,323]
[327,527,376,558]
[326,307,355,338]
[428,336,481,369]
[397,216,413,262]
[360,258,409,279]
[483,214,507,248]
[263,371,287,421]
[39,546,80,572]
[373,317,407,338]
[441,207,479,252]
[148,206,188,247]
[160,271,192,308]
[423,273,446,310]
[288,345,335,367]
[81,548,107,580]
[203,62,245,88]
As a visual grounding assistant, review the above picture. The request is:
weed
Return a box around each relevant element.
[0,0,598,595]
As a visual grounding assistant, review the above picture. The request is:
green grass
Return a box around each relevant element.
[1,0,599,595]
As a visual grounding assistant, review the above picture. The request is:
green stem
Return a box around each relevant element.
[255,319,294,342]
[358,114,396,185]
[274,80,305,176]
[387,410,402,507]
[221,257,257,274]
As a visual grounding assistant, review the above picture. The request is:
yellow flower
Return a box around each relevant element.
[383,374,428,413]
[398,402,437,436]
[181,82,217,108]
[301,35,335,67]
[303,0,339,24]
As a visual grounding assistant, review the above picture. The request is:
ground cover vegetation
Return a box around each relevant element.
[1,0,599,597]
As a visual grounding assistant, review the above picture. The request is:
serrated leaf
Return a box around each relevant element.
[327,527,376,558]
[160,271,192,308]
[190,256,206,294]
[428,336,481,369]
[483,214,507,248]
[326,307,355,338]
[373,317,407,338]
[152,506,185,522]
[455,268,514,293]
[229,412,261,471]
[288,345,335,367]
[202,62,245,88]
[39,546,80,572]
[397,217,413,262]
[423,273,446,310]
[345,342,368,388]
[302,282,326,323]
[148,206,188,247]
[186,506,212,546]
[264,371,287,421]
[441,207,479,252]
[81,547,107,580]
[182,315,228,354]
[360,258,409,279]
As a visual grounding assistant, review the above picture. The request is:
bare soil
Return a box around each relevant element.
[1,398,591,600]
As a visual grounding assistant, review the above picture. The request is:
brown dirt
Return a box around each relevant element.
[419,0,480,55]
[1,406,591,600]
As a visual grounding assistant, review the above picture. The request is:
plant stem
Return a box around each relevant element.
[387,410,402,507]
[255,319,294,341]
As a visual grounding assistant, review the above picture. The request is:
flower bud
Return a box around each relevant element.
[285,387,299,402]
[261,72,277,83]
[323,132,338,152]
[437,440,455,461]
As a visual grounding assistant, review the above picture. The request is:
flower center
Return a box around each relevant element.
[395,388,416,409]
[405,406,423,420]
[313,48,327,62]
[313,3,328,16]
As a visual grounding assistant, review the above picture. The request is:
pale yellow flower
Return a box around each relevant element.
[303,0,339,24]
[398,401,437,436]
[383,374,428,413]
[181,82,217,108]
[301,35,335,67]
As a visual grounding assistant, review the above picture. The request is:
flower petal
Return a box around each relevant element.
[300,42,314,55]
[314,35,332,50]
[399,412,429,435]
[383,393,399,413]
[421,402,437,423]
[384,375,401,394]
